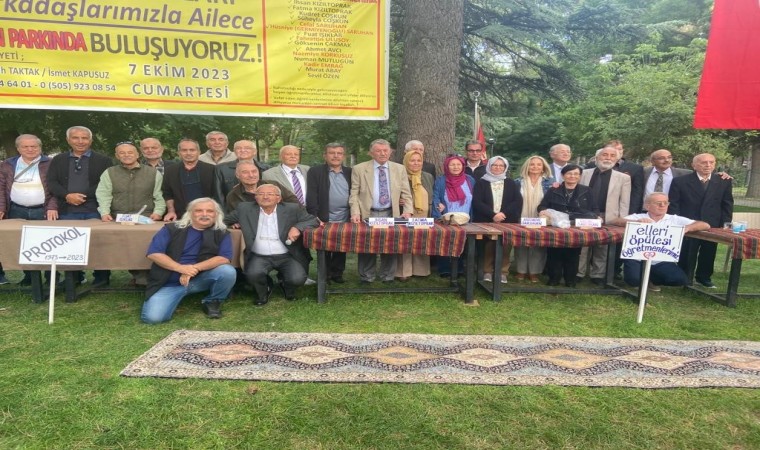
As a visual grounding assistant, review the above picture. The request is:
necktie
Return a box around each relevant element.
[701,177,709,191]
[378,166,390,207]
[291,169,305,205]
[654,171,664,192]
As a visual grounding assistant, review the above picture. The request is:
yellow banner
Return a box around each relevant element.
[0,0,388,119]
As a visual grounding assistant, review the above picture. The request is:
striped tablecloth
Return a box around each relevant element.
[462,223,625,248]
[691,228,760,260]
[303,222,466,257]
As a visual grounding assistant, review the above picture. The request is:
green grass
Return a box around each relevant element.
[2,254,760,449]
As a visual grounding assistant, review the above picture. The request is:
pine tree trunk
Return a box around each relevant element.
[747,139,760,197]
[395,0,464,172]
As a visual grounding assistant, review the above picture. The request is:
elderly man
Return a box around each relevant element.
[404,140,436,178]
[644,149,692,203]
[199,131,237,165]
[96,142,165,222]
[213,139,270,206]
[463,140,486,180]
[47,125,114,287]
[162,138,217,222]
[306,143,352,283]
[612,193,709,291]
[139,137,176,175]
[605,140,645,215]
[350,139,413,283]
[577,145,631,286]
[140,197,236,323]
[669,153,733,288]
[225,184,319,305]
[549,144,572,182]
[0,134,58,286]
[225,160,298,212]
[262,145,310,206]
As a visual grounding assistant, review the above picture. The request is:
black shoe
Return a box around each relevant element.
[255,277,274,305]
[278,281,296,301]
[203,300,222,319]
[330,275,345,284]
[591,277,605,287]
[0,274,8,285]
[91,277,110,288]
[575,276,584,284]
[547,279,560,286]
[565,281,577,288]
[382,279,394,284]
[360,279,372,285]
[696,278,716,289]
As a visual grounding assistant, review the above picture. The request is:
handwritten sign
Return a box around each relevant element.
[115,213,140,224]
[620,222,685,262]
[575,218,602,228]
[521,217,546,228]
[406,218,434,228]
[368,217,395,228]
[19,226,91,265]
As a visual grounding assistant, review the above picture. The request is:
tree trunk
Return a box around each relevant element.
[747,138,760,197]
[395,0,464,172]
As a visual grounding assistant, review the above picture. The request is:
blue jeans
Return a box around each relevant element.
[141,264,236,324]
[623,260,688,287]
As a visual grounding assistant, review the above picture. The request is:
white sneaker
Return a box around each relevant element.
[483,273,493,282]
[500,274,508,284]
[305,278,316,286]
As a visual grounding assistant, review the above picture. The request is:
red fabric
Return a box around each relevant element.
[694,0,760,129]
[476,125,487,159]
[443,155,469,206]
[693,228,760,260]
[464,223,624,248]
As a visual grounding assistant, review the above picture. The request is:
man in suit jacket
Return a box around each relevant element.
[350,139,414,283]
[262,145,310,206]
[607,140,645,215]
[306,143,352,283]
[225,184,319,305]
[162,138,217,222]
[213,139,270,206]
[643,149,692,206]
[669,153,733,288]
[578,146,631,285]
[404,140,436,179]
[463,140,487,180]
[549,143,572,182]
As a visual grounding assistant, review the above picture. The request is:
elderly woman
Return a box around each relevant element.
[514,156,555,283]
[433,155,475,277]
[395,150,434,280]
[472,156,522,284]
[537,164,599,287]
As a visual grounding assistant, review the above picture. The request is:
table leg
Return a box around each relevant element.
[30,270,43,304]
[605,243,617,286]
[465,235,476,303]
[726,258,741,308]
[317,250,327,303]
[493,236,502,302]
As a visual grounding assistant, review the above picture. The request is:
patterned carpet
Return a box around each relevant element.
[121,330,760,388]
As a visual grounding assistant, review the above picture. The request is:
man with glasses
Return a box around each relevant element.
[612,193,709,291]
[463,140,486,180]
[0,134,58,286]
[225,184,318,305]
[47,126,114,287]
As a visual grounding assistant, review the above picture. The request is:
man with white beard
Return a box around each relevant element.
[577,146,631,286]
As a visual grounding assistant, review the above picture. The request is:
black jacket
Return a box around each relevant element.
[46,151,114,215]
[537,184,599,221]
[162,161,217,217]
[668,172,733,227]
[305,163,352,222]
[472,178,523,223]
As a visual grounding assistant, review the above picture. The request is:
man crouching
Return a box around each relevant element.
[141,197,236,323]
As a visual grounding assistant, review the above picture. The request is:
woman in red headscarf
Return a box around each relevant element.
[432,154,475,277]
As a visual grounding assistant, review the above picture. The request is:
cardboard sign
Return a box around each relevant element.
[575,218,602,228]
[521,217,546,228]
[406,218,434,228]
[620,222,685,262]
[19,226,91,265]
[368,217,395,228]
[115,213,140,224]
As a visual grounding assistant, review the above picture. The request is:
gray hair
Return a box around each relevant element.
[205,130,228,141]
[324,142,345,152]
[175,198,227,230]
[279,145,301,158]
[404,140,423,151]
[177,138,200,152]
[16,134,42,149]
[369,139,391,151]
[66,126,92,139]
[549,144,571,155]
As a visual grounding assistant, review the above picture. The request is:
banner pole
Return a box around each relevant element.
[48,262,56,325]
[636,260,652,324]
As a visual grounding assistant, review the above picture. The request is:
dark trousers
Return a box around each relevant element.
[245,253,307,300]
[678,237,717,282]
[623,260,689,287]
[326,251,346,278]
[546,247,581,284]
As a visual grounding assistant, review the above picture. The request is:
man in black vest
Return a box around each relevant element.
[140,197,236,323]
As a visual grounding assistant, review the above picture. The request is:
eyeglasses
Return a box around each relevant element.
[254,192,280,197]
[654,156,673,161]
[73,157,82,172]
[649,201,670,206]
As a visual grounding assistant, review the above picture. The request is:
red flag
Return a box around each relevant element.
[474,105,487,158]
[694,0,760,129]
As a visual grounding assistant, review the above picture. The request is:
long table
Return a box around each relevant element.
[302,222,467,303]
[0,219,242,302]
[460,223,627,302]
[686,228,760,307]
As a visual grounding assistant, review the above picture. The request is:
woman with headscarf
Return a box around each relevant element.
[432,155,475,277]
[472,156,523,284]
[514,155,555,283]
[537,164,599,287]
[395,150,434,280]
